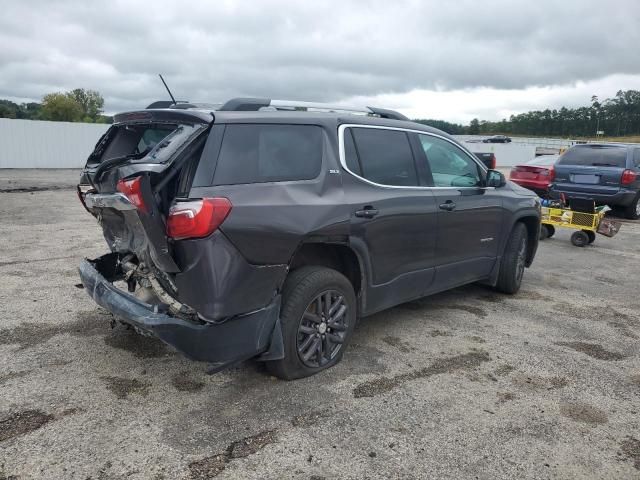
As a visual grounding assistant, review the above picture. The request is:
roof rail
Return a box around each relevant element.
[218,97,408,121]
[367,106,409,121]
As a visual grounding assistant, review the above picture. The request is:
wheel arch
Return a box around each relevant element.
[286,241,365,308]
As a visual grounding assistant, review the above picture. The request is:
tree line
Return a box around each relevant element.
[415,90,640,138]
[3,88,640,137]
[0,88,112,123]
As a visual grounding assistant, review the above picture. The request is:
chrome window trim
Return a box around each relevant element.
[337,123,491,190]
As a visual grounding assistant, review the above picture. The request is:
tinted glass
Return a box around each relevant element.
[418,134,481,187]
[350,128,418,186]
[343,128,362,175]
[558,146,627,167]
[213,125,323,185]
[634,149,640,167]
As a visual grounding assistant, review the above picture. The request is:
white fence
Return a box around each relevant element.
[458,141,538,167]
[0,118,109,168]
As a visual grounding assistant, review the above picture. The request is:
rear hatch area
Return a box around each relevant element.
[553,145,628,197]
[78,109,213,319]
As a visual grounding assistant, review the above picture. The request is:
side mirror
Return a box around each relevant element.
[486,169,506,188]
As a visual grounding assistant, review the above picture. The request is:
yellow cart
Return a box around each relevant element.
[540,206,621,247]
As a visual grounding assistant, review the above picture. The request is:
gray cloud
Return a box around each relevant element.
[1,0,639,113]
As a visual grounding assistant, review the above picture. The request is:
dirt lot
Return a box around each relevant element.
[1,170,639,479]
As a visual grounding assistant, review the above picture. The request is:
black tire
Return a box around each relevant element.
[539,224,550,240]
[495,222,528,294]
[585,230,596,244]
[623,194,640,220]
[546,225,555,238]
[570,231,589,247]
[266,266,357,380]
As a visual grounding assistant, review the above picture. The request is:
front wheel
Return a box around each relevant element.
[495,222,528,294]
[266,266,357,380]
[571,230,589,247]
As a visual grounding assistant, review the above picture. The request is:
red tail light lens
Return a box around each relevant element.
[621,169,637,185]
[167,198,232,240]
[117,177,147,212]
[490,155,496,170]
[547,166,555,182]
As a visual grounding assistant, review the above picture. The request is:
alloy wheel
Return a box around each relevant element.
[297,290,348,368]
[515,238,526,284]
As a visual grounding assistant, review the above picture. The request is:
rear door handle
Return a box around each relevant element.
[355,207,379,218]
[439,201,456,211]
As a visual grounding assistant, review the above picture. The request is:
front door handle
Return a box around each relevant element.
[439,200,456,211]
[355,207,379,218]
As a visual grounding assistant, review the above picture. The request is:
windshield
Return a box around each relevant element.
[557,146,627,167]
[87,122,206,165]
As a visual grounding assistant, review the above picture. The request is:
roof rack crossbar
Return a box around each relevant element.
[218,97,408,120]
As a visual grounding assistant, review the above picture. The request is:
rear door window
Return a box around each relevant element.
[558,146,627,167]
[343,128,362,176]
[348,127,419,186]
[212,124,323,185]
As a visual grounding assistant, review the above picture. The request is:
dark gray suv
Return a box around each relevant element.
[552,143,640,219]
[77,98,541,379]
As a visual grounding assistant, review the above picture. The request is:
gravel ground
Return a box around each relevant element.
[1,171,639,479]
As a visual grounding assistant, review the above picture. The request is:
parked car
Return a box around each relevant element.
[551,144,640,219]
[77,98,541,379]
[509,155,559,195]
[483,135,511,143]
[474,152,497,170]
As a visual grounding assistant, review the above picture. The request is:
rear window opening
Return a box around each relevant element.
[558,146,627,167]
[87,122,205,166]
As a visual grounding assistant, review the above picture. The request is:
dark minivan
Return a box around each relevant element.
[552,144,640,219]
[77,98,541,379]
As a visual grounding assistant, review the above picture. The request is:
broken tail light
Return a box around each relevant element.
[621,169,637,185]
[77,184,95,213]
[117,176,148,213]
[167,198,232,240]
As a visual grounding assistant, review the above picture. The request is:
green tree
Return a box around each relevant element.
[0,99,19,118]
[40,92,83,122]
[69,88,104,122]
[468,118,480,134]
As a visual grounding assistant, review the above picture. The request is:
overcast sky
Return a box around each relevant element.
[1,0,639,123]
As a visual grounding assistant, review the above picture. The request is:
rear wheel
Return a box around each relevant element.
[570,231,589,247]
[623,194,640,220]
[539,224,556,240]
[495,222,528,294]
[585,230,596,244]
[539,225,549,240]
[546,225,555,238]
[266,266,356,380]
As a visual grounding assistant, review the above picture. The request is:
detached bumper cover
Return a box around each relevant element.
[79,258,281,366]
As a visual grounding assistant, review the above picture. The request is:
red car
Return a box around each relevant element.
[509,155,558,194]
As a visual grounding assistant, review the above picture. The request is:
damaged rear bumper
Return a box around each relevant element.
[78,258,282,369]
